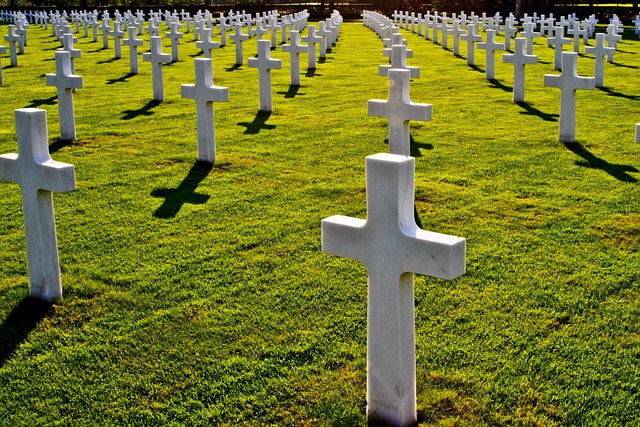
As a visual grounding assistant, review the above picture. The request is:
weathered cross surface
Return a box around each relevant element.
[181,58,229,163]
[369,69,431,156]
[248,39,282,112]
[544,52,595,143]
[45,50,84,141]
[0,108,76,301]
[502,37,538,103]
[322,153,466,427]
[477,29,504,80]
[142,36,171,101]
[281,30,307,86]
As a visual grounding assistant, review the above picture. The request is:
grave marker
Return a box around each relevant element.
[229,23,249,66]
[181,58,229,163]
[4,25,20,66]
[0,45,5,84]
[142,36,172,101]
[584,33,614,88]
[196,27,219,59]
[502,37,538,103]
[301,24,323,69]
[544,52,595,143]
[166,21,184,63]
[281,30,307,86]
[123,26,144,74]
[547,26,571,70]
[477,29,504,80]
[322,153,465,427]
[0,108,76,301]
[460,23,482,66]
[247,39,282,112]
[45,51,83,141]
[369,69,432,156]
[379,43,420,78]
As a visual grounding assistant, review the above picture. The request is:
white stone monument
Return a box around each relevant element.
[502,38,538,103]
[111,21,125,59]
[166,21,184,63]
[4,25,21,67]
[544,52,595,143]
[477,29,504,80]
[45,51,84,141]
[379,43,419,78]
[142,36,171,101]
[322,153,466,427]
[229,23,249,66]
[301,24,323,69]
[196,27,220,59]
[460,23,482,66]
[247,39,282,112]
[0,108,76,301]
[547,26,571,70]
[123,26,143,74]
[368,69,432,156]
[584,33,614,88]
[181,58,229,163]
[0,45,6,84]
[281,30,307,86]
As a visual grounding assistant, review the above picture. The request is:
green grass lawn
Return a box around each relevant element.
[0,16,639,425]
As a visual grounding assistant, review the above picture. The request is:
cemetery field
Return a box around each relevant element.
[0,18,639,425]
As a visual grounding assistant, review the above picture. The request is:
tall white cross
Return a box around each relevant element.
[142,36,171,101]
[584,33,614,88]
[0,108,76,301]
[45,50,84,141]
[4,25,21,67]
[547,26,571,70]
[520,22,540,55]
[379,43,420,78]
[322,153,466,427]
[229,23,249,66]
[368,69,432,156]
[165,21,184,63]
[317,21,332,58]
[123,26,143,74]
[100,17,111,49]
[181,58,229,163]
[460,23,482,66]
[196,27,220,59]
[301,25,323,69]
[477,29,504,80]
[110,21,126,59]
[247,39,282,112]
[281,30,307,86]
[266,17,280,48]
[544,52,595,143]
[0,45,6,84]
[502,37,538,103]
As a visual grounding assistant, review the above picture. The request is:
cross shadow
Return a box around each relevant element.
[488,78,512,93]
[121,99,161,120]
[305,68,321,77]
[516,101,558,122]
[225,63,242,71]
[277,85,304,98]
[97,57,120,64]
[49,137,74,154]
[189,51,204,57]
[564,142,638,183]
[106,72,136,85]
[237,110,276,134]
[598,86,640,101]
[24,95,57,108]
[87,47,108,53]
[410,135,433,157]
[318,56,327,64]
[0,297,53,367]
[151,161,214,219]
[468,63,484,73]
[611,61,639,70]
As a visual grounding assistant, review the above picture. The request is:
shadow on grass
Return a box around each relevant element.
[0,297,53,367]
[151,161,214,219]
[468,63,484,73]
[564,142,639,183]
[97,57,120,64]
[238,110,276,134]
[305,68,321,77]
[488,78,512,93]
[384,136,433,158]
[48,137,74,154]
[598,86,640,101]
[611,61,639,70]
[277,85,304,98]
[24,95,57,108]
[121,99,161,120]
[225,63,242,72]
[106,72,137,85]
[87,47,108,53]
[516,102,558,122]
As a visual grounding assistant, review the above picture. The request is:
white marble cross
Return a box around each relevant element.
[217,17,231,47]
[0,45,6,84]
[584,33,614,88]
[301,24,323,69]
[451,18,463,56]
[111,21,125,59]
[544,52,595,143]
[196,27,220,59]
[266,17,280,48]
[247,39,282,112]
[123,26,143,74]
[45,51,83,141]
[520,22,540,55]
[0,108,76,301]
[100,18,111,49]
[547,26,571,70]
[166,21,184,63]
[379,43,420,78]
[477,29,504,80]
[322,153,466,427]
[4,25,21,67]
[502,37,538,103]
[368,69,432,156]
[460,23,482,66]
[229,23,249,66]
[181,58,229,163]
[317,21,332,58]
[60,32,81,74]
[142,36,171,101]
[281,30,307,86]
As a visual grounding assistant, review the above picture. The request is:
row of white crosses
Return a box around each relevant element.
[330,14,466,426]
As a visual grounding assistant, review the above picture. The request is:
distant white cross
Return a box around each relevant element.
[368,69,432,156]
[544,52,595,143]
[322,153,465,427]
[0,108,76,301]
[229,23,249,66]
[460,23,482,66]
[584,33,614,87]
[247,39,282,112]
[196,27,220,59]
[547,25,571,70]
[123,26,143,74]
[0,45,6,84]
[502,37,538,103]
[301,24,323,69]
[281,30,307,86]
[4,25,21,66]
[379,43,419,78]
[142,36,171,101]
[520,22,540,55]
[110,21,126,59]
[45,50,84,141]
[477,29,504,80]
[181,58,229,163]
[165,21,184,63]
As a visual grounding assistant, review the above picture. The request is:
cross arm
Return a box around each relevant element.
[403,228,466,279]
[321,215,367,264]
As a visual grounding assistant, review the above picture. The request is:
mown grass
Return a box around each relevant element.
[0,17,639,425]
